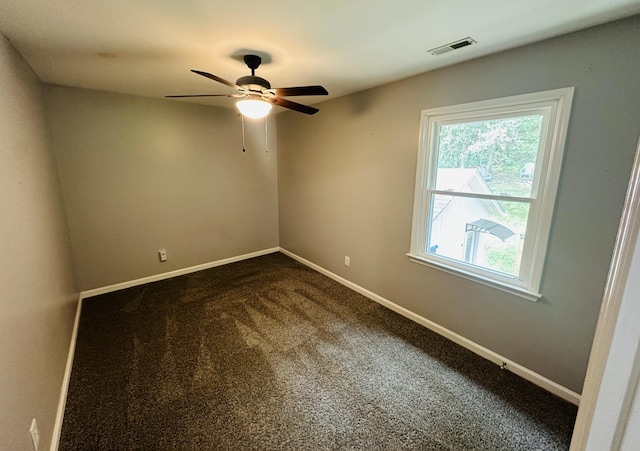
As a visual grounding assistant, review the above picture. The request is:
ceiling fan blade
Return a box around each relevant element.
[165,94,239,98]
[191,70,240,89]
[272,85,328,97]
[268,97,319,115]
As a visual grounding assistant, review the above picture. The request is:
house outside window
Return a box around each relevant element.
[409,88,574,300]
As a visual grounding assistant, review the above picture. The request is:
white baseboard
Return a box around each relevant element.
[80,247,280,299]
[51,294,83,451]
[279,247,581,406]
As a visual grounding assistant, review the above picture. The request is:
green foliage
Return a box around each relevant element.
[438,115,542,182]
[485,243,518,275]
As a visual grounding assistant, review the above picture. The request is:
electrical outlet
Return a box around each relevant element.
[158,249,167,262]
[344,256,350,267]
[29,418,39,450]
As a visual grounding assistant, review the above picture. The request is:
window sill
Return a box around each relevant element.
[407,253,541,302]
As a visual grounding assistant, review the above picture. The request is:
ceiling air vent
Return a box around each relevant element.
[428,37,477,56]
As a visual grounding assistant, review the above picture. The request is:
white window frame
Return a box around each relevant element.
[408,88,574,301]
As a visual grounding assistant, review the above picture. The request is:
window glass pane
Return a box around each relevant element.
[427,195,529,277]
[435,115,543,198]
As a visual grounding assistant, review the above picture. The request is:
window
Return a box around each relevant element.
[409,88,574,301]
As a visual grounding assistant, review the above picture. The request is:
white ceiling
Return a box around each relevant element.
[1,0,639,111]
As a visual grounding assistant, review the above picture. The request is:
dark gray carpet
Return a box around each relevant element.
[60,252,576,450]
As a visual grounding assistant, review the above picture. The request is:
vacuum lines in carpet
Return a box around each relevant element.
[60,252,576,450]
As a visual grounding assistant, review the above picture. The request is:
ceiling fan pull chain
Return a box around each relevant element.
[241,114,246,153]
[265,118,269,154]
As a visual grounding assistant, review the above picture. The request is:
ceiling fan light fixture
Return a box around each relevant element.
[236,99,272,119]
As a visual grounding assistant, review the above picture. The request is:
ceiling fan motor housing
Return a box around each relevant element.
[236,75,271,90]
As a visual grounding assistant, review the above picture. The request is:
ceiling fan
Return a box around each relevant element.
[166,54,328,118]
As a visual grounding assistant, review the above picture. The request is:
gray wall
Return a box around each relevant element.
[277,16,640,393]
[46,87,279,290]
[0,35,77,450]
